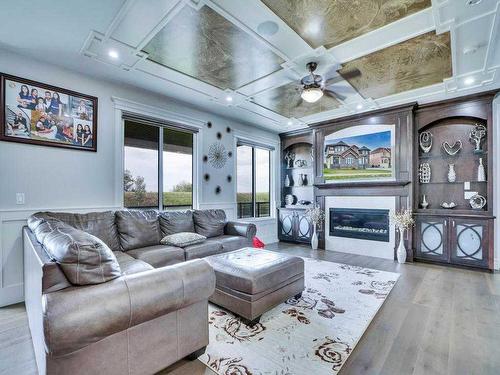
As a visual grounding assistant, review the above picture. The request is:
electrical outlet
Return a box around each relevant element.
[16,193,25,205]
[464,181,470,190]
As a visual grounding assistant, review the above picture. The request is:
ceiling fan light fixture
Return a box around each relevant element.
[301,87,323,103]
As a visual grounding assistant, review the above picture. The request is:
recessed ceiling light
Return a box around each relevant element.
[108,50,119,59]
[356,104,363,110]
[287,120,293,126]
[464,77,475,85]
[466,0,482,5]
[225,96,233,102]
[257,21,279,36]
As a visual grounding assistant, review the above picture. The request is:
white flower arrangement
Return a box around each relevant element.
[305,205,325,225]
[390,209,415,231]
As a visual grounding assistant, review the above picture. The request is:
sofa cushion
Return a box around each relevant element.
[160,232,206,247]
[159,210,195,236]
[127,245,185,268]
[193,209,226,238]
[27,213,121,285]
[115,210,160,251]
[113,251,153,275]
[184,239,224,260]
[34,211,121,251]
[212,235,247,252]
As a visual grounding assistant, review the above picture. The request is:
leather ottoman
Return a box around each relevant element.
[205,247,304,325]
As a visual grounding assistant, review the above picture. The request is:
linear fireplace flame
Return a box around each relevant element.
[330,208,390,242]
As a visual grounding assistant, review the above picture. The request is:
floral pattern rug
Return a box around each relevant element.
[199,257,399,375]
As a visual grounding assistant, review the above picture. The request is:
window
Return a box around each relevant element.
[124,120,194,210]
[237,143,271,219]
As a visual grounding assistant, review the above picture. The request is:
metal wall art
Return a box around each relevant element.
[419,131,433,153]
[419,162,431,183]
[208,142,228,169]
[469,124,486,153]
[470,194,486,210]
[442,140,462,156]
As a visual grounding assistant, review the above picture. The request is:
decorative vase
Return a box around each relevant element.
[298,174,303,186]
[284,174,290,187]
[311,223,318,250]
[397,228,407,264]
[302,174,308,186]
[477,158,486,182]
[420,194,429,209]
[447,164,456,183]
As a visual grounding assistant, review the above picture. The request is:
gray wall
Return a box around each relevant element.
[0,50,280,306]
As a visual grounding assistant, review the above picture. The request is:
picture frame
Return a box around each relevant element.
[0,73,98,152]
[323,125,395,183]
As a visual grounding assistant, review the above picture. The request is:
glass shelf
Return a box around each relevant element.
[285,166,313,170]
[419,181,487,185]
[284,185,313,188]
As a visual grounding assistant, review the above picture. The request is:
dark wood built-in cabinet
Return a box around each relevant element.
[278,92,497,270]
[413,92,496,270]
[278,207,313,244]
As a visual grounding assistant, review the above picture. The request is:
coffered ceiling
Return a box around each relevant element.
[1,0,499,132]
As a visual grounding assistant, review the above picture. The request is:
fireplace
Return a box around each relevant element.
[330,208,390,242]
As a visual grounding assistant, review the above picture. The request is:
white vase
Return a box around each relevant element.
[397,228,407,264]
[284,174,290,187]
[311,224,318,250]
[447,164,456,183]
[477,158,486,182]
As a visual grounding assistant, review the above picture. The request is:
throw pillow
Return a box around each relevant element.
[27,213,122,285]
[160,232,206,247]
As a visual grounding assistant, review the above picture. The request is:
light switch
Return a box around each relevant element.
[16,193,25,205]
[464,181,470,190]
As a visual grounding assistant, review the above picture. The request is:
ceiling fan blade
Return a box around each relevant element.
[326,86,352,94]
[339,68,362,81]
[324,89,346,101]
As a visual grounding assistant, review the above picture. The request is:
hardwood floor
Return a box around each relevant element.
[2,242,499,375]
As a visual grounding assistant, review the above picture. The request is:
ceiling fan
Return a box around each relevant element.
[298,62,354,104]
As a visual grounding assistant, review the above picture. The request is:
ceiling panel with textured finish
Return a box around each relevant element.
[261,0,431,49]
[142,4,284,90]
[339,31,452,99]
[252,82,341,118]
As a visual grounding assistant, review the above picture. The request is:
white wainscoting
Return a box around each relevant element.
[0,206,121,307]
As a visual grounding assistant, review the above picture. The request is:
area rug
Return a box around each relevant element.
[199,257,399,375]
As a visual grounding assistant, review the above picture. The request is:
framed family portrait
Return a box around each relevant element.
[0,73,97,151]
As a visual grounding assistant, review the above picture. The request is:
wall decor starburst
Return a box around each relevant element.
[208,142,228,169]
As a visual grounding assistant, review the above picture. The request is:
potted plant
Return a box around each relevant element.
[305,205,325,250]
[390,209,415,263]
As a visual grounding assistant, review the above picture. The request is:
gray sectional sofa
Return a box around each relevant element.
[23,208,256,375]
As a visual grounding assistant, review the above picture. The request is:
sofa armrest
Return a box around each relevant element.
[225,221,256,239]
[43,259,215,357]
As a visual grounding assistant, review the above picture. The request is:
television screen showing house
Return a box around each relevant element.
[324,130,393,182]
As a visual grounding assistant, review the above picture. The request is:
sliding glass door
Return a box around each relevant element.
[123,120,194,210]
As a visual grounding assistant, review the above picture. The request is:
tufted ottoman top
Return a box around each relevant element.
[205,247,304,295]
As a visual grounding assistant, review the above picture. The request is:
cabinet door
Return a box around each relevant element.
[414,217,449,262]
[450,218,490,269]
[295,211,313,243]
[278,209,295,241]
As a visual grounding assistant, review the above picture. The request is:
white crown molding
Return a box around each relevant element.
[111,96,205,129]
